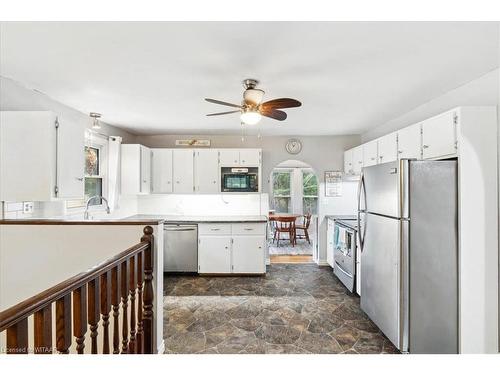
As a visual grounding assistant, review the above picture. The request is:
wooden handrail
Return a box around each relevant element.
[0,225,155,354]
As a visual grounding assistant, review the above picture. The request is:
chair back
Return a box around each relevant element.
[302,213,312,228]
[276,216,296,230]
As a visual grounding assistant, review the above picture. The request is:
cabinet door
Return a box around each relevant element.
[57,117,85,198]
[377,132,398,164]
[344,149,354,174]
[363,140,378,167]
[326,219,335,267]
[239,149,261,166]
[422,111,457,159]
[352,146,364,174]
[140,146,151,194]
[151,149,173,193]
[198,236,232,273]
[232,236,265,274]
[398,123,422,160]
[172,149,194,193]
[219,149,240,166]
[195,149,219,193]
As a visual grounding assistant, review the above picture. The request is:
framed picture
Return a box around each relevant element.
[325,171,342,197]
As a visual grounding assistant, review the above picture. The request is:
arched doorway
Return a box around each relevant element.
[268,159,319,263]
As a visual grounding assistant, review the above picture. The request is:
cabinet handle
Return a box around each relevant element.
[358,161,362,164]
[225,246,228,249]
[258,246,262,249]
[176,181,180,184]
[379,156,383,160]
[422,145,429,149]
[143,180,147,183]
[244,228,253,231]
[371,157,375,161]
[76,177,84,181]
[398,150,403,154]
[211,228,220,231]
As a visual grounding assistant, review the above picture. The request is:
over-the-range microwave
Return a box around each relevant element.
[221,167,259,193]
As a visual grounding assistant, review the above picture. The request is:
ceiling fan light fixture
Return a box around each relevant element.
[240,110,262,125]
[243,89,265,105]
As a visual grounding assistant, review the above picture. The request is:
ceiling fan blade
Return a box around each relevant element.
[205,98,242,109]
[206,110,240,117]
[261,108,287,121]
[261,98,302,110]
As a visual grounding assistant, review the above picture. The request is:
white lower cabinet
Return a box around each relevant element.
[326,218,335,267]
[198,236,232,273]
[198,223,266,274]
[232,236,266,274]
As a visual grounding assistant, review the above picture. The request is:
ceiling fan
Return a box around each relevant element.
[205,79,301,125]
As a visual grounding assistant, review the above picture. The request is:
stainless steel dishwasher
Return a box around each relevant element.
[164,224,198,272]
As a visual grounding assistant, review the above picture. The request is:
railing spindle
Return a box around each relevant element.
[100,271,112,354]
[142,226,154,354]
[73,286,87,354]
[121,259,130,354]
[6,318,28,354]
[88,278,100,354]
[128,255,137,354]
[111,266,121,354]
[136,250,144,354]
[34,305,52,354]
[55,294,71,354]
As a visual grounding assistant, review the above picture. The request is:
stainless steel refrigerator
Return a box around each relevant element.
[357,159,458,354]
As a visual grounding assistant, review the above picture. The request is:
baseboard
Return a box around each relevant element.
[157,339,165,354]
[317,260,332,267]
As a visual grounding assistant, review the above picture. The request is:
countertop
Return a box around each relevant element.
[325,215,357,221]
[0,217,165,225]
[123,214,268,223]
[325,215,358,231]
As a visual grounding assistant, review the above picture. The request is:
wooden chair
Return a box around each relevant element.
[273,217,296,247]
[295,213,312,244]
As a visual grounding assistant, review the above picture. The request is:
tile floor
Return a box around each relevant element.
[163,264,399,354]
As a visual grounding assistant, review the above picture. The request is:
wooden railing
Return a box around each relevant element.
[0,226,155,354]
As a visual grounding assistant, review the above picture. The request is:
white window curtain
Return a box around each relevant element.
[107,136,122,211]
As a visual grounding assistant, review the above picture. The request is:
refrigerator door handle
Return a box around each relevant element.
[357,171,367,252]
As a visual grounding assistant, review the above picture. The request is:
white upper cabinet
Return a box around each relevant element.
[422,110,457,160]
[239,149,261,166]
[140,146,152,194]
[219,149,240,166]
[172,149,195,193]
[377,132,398,164]
[195,149,219,193]
[151,148,173,193]
[397,123,422,160]
[344,149,354,175]
[219,149,261,166]
[363,140,378,167]
[352,145,364,174]
[121,144,151,195]
[0,111,84,201]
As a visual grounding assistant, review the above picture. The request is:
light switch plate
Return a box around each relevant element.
[23,201,34,214]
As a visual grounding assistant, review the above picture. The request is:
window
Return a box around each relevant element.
[66,136,107,209]
[272,170,291,213]
[302,170,318,215]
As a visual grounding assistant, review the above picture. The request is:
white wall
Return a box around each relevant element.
[362,69,499,142]
[136,134,361,264]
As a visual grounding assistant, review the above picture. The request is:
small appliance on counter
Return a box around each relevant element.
[333,218,358,293]
[221,167,259,192]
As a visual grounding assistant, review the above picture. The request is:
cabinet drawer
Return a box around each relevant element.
[231,223,266,235]
[198,223,232,235]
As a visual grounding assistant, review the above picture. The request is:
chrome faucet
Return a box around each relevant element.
[84,195,111,220]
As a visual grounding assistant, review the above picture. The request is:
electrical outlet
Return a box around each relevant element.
[23,201,34,214]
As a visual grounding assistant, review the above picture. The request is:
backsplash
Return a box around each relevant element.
[137,193,269,216]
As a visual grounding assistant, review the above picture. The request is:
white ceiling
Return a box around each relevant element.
[0,22,498,136]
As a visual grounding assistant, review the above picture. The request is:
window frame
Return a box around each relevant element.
[301,169,319,215]
[66,133,108,212]
[271,168,293,213]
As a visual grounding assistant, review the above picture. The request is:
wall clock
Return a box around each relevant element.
[285,138,302,154]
